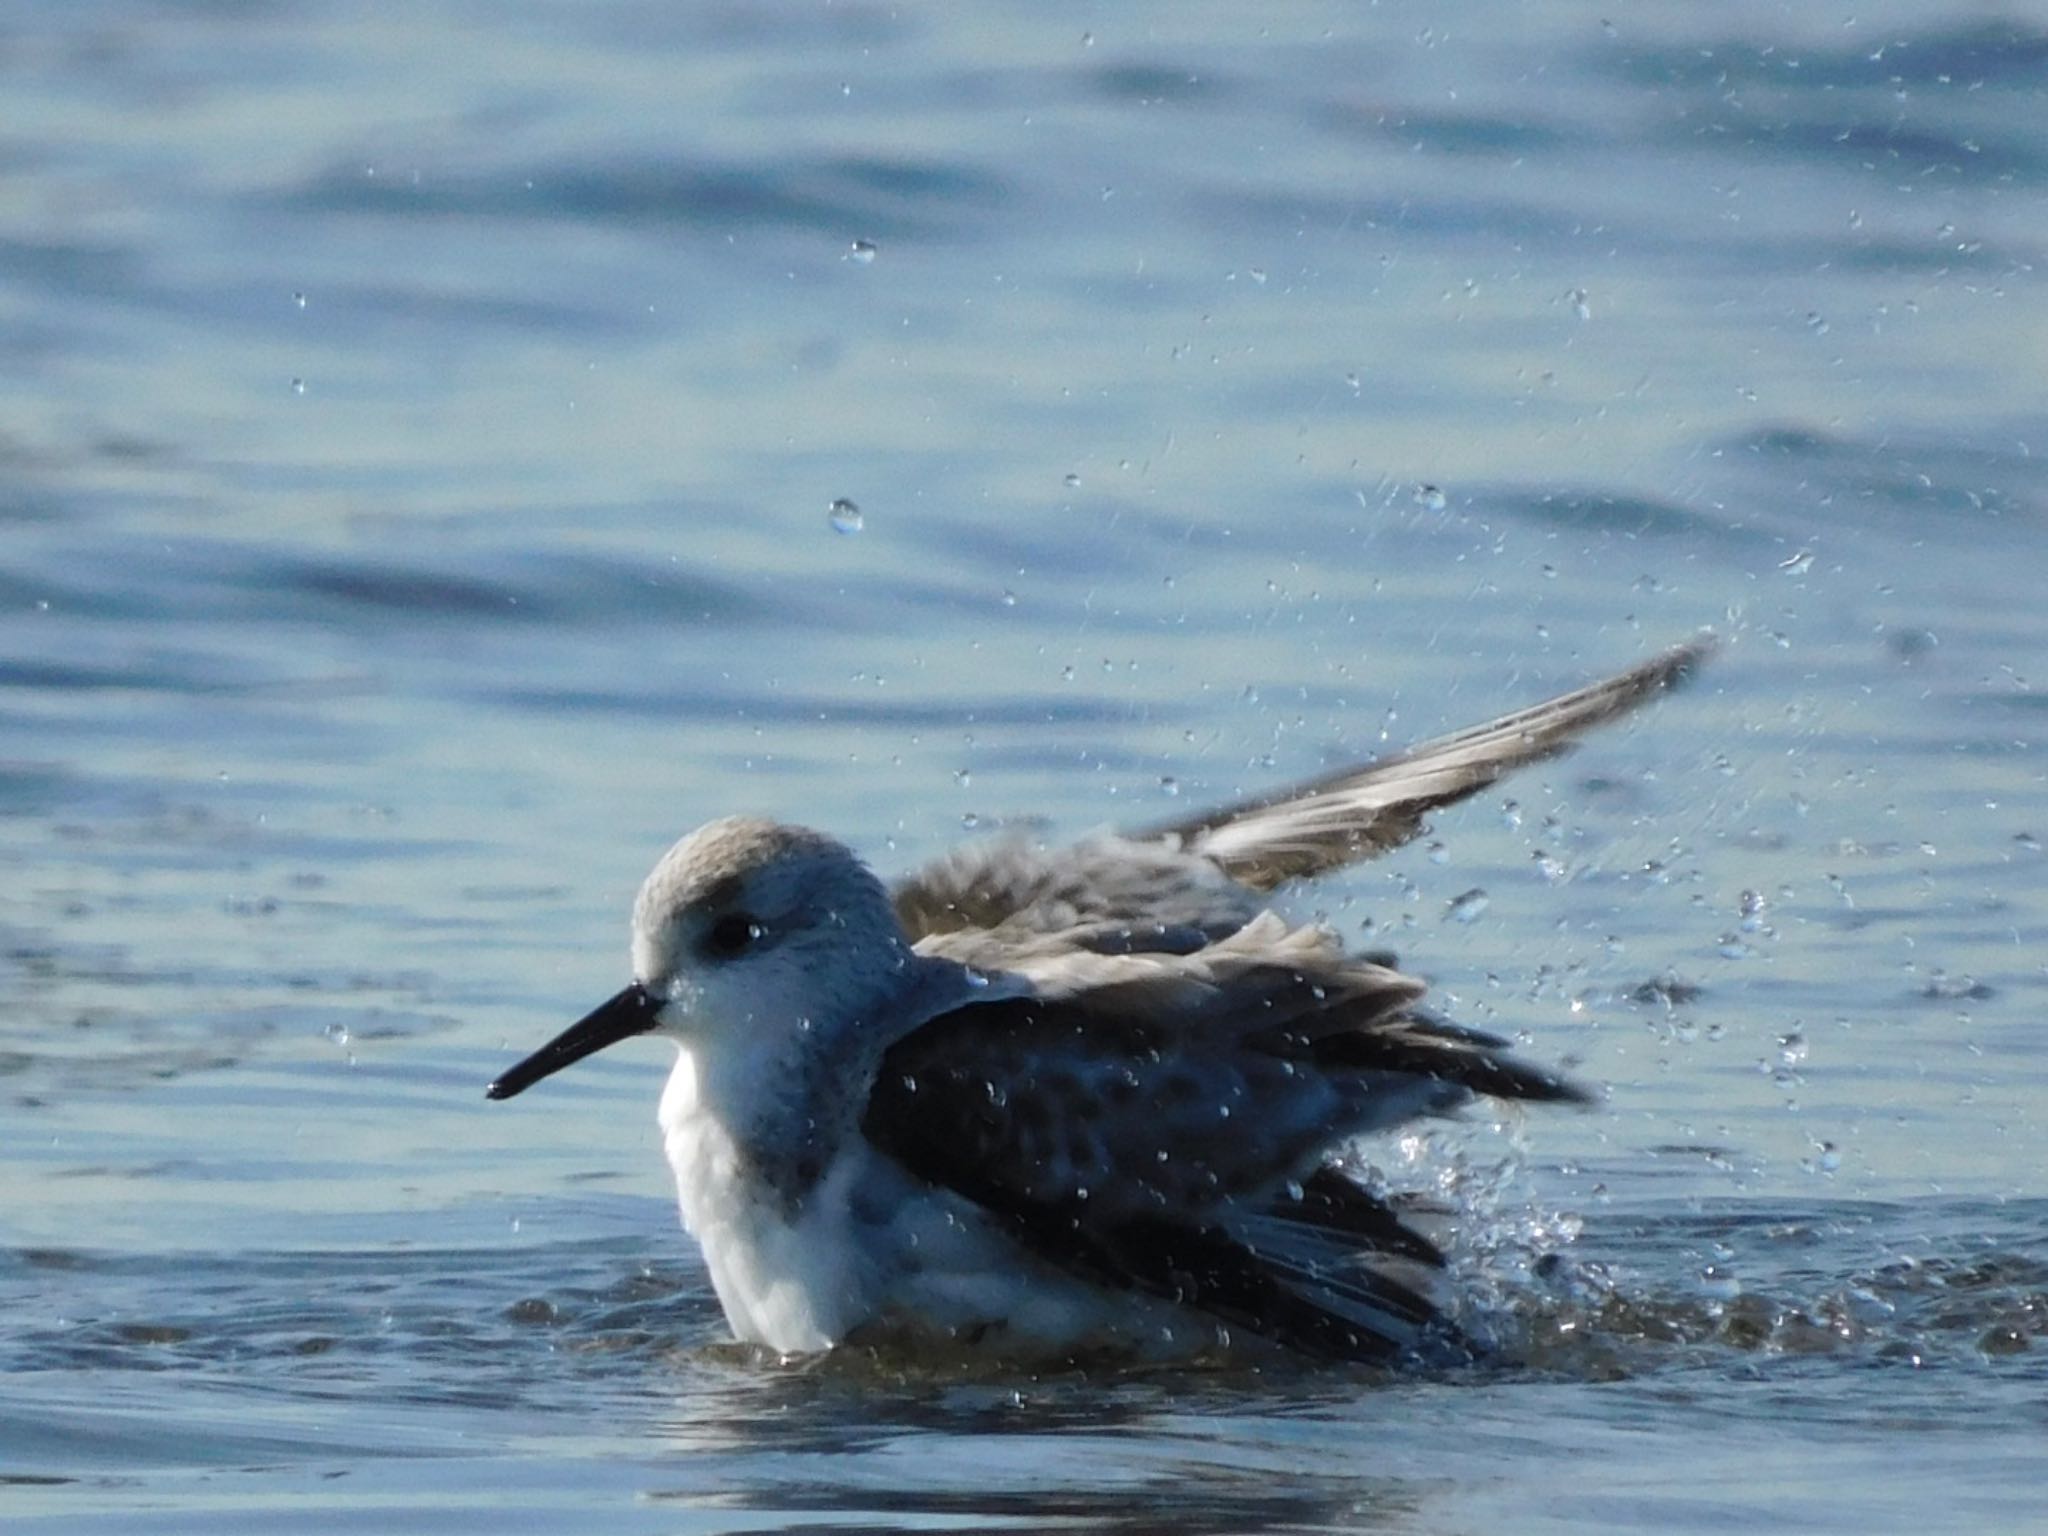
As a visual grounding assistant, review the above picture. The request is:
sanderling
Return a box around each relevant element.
[489,637,1713,1363]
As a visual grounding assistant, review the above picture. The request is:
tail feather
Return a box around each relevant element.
[1092,1216,1451,1363]
[1284,1167,1448,1267]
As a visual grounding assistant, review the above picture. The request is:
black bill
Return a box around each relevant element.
[486,983,663,1100]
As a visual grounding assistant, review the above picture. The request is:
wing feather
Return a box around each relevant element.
[891,637,1714,939]
[864,917,1583,1358]
[1145,635,1715,889]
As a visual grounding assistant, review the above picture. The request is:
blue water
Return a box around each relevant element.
[4,2,2046,1530]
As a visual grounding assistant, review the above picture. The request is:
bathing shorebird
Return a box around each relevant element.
[488,638,1712,1363]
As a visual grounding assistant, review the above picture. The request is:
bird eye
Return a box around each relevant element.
[703,912,765,959]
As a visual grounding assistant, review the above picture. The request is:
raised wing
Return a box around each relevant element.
[891,636,1714,939]
[865,916,1587,1360]
[1142,635,1715,889]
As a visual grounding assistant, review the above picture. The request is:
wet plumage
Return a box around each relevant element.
[488,637,1713,1362]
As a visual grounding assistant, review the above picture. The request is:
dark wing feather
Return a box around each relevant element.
[865,1071,1455,1363]
[864,919,1582,1359]
[1078,1216,1453,1363]
[1283,1167,1448,1268]
[867,982,1365,1228]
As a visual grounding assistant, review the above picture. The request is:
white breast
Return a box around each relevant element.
[655,1048,1162,1355]
[656,1049,865,1352]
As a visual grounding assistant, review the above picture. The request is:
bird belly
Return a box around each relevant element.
[659,1105,1179,1355]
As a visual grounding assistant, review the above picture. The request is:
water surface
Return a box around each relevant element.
[3,2,2045,1530]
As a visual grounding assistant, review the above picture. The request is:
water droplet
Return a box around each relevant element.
[960,812,980,830]
[847,239,878,264]
[1778,1031,1808,1067]
[1445,888,1489,924]
[290,378,306,396]
[1414,484,1447,512]
[953,768,972,790]
[1159,775,1180,797]
[292,291,307,310]
[1063,472,1082,488]
[1000,589,1017,607]
[1569,287,1591,321]
[1248,267,1267,285]
[828,498,863,534]
[1778,548,1814,576]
